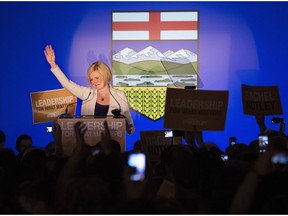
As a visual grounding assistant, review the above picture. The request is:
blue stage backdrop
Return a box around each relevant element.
[0,1,287,153]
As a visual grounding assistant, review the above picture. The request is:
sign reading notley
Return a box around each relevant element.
[241,84,283,115]
[164,88,229,131]
[140,130,176,162]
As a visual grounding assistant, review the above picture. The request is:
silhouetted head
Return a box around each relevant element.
[16,134,32,153]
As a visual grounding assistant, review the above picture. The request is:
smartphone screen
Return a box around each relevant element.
[229,137,236,146]
[164,131,173,138]
[90,145,101,156]
[258,135,268,152]
[271,153,288,164]
[221,154,228,161]
[128,153,146,181]
[46,126,53,133]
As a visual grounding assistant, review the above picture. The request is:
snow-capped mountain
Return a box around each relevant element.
[113,46,197,65]
[163,50,175,57]
[165,49,198,64]
[113,48,136,62]
[127,46,166,64]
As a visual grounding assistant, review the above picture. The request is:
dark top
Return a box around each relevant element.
[94,102,109,117]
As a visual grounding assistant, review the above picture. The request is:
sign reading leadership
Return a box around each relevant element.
[242,84,283,115]
[164,88,229,131]
[56,117,126,155]
[30,88,76,124]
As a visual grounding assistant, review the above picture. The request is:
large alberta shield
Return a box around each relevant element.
[111,11,200,120]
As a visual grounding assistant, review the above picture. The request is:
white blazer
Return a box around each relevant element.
[51,66,134,129]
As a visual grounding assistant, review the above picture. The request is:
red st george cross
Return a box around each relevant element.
[112,12,198,40]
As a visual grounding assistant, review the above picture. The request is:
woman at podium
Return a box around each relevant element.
[44,45,135,134]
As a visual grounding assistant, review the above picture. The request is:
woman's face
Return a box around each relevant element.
[89,70,106,90]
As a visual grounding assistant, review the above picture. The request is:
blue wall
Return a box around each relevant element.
[0,1,287,152]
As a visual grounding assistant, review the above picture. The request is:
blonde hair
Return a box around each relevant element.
[87,61,112,85]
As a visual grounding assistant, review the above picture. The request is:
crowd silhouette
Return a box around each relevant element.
[0,114,288,214]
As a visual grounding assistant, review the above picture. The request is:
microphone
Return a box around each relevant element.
[108,85,134,131]
[60,92,91,118]
[108,84,122,118]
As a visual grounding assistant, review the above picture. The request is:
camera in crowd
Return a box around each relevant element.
[272,117,284,124]
[271,117,285,135]
[229,137,237,146]
[258,135,269,153]
[271,153,288,164]
[46,126,53,133]
[128,152,146,181]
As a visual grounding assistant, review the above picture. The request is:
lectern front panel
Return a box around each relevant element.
[56,117,126,155]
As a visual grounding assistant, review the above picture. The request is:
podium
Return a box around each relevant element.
[56,116,126,156]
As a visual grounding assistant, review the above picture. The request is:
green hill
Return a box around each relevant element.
[112,60,198,75]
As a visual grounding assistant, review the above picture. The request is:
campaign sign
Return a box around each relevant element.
[164,88,229,131]
[140,130,178,162]
[242,84,283,115]
[30,88,76,124]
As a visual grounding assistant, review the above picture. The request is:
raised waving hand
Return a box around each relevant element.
[44,44,57,69]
